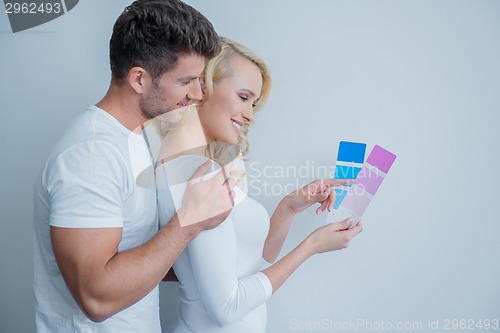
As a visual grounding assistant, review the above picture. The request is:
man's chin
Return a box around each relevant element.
[173,104,191,112]
[155,104,194,126]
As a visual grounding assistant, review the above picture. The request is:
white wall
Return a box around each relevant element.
[1,1,499,332]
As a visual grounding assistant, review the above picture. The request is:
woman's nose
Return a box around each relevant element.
[242,106,254,123]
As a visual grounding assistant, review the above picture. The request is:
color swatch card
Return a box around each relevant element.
[332,141,367,211]
[327,144,396,228]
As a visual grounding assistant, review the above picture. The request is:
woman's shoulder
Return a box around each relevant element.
[233,189,269,221]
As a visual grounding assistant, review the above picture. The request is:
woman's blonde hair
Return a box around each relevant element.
[200,36,272,165]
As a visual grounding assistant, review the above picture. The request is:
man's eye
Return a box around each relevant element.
[182,80,191,85]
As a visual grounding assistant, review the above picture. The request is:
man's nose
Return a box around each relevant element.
[187,79,203,101]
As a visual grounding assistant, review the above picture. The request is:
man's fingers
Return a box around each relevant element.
[224,177,236,191]
[200,164,232,186]
[188,160,212,183]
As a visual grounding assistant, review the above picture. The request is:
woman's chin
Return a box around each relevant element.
[214,134,238,145]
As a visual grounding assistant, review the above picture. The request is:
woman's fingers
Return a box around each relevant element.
[332,218,353,231]
[315,187,335,214]
[322,178,355,187]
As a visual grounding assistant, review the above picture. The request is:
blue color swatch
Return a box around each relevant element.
[337,141,366,163]
[333,188,348,209]
[334,165,363,179]
[332,141,366,209]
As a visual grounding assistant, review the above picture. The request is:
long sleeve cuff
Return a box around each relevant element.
[254,271,273,300]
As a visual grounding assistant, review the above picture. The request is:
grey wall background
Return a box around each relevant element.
[1,1,499,332]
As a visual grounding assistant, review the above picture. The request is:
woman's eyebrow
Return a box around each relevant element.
[240,88,256,97]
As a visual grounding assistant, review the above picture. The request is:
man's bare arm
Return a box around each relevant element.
[51,215,197,322]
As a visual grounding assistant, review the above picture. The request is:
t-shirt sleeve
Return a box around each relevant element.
[187,216,273,327]
[45,141,128,228]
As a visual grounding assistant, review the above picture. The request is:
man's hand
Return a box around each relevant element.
[177,160,235,229]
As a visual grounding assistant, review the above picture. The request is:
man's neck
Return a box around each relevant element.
[96,84,148,133]
[157,105,208,164]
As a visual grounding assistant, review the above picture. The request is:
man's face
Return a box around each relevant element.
[139,54,205,120]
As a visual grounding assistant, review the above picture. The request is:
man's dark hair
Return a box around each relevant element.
[110,0,220,85]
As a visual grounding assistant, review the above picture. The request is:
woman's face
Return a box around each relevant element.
[199,55,262,144]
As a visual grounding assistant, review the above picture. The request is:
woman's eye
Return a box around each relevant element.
[183,80,191,85]
[239,95,248,101]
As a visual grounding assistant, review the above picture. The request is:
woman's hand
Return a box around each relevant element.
[262,218,363,292]
[305,219,363,255]
[283,179,354,215]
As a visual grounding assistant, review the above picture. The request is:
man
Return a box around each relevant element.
[33,1,233,331]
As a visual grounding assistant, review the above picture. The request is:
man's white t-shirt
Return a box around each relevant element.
[33,106,160,332]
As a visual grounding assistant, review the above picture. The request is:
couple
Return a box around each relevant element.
[33,1,362,332]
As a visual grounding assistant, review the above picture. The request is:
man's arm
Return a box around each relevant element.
[51,215,197,322]
[51,160,234,322]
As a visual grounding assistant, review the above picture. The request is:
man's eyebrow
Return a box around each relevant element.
[177,76,198,81]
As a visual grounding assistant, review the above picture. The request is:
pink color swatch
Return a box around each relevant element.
[355,166,385,196]
[366,145,397,174]
[341,190,372,217]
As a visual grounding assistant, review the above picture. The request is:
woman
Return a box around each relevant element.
[156,37,362,333]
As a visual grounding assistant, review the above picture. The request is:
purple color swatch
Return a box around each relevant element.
[366,145,397,174]
[341,190,372,217]
[355,166,385,196]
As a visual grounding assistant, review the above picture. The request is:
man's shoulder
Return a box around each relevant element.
[53,106,129,156]
[40,106,132,184]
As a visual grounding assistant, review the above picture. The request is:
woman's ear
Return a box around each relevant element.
[199,76,207,95]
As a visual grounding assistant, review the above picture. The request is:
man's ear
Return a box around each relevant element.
[127,67,149,94]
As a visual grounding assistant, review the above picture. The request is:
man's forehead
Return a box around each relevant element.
[171,54,206,74]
